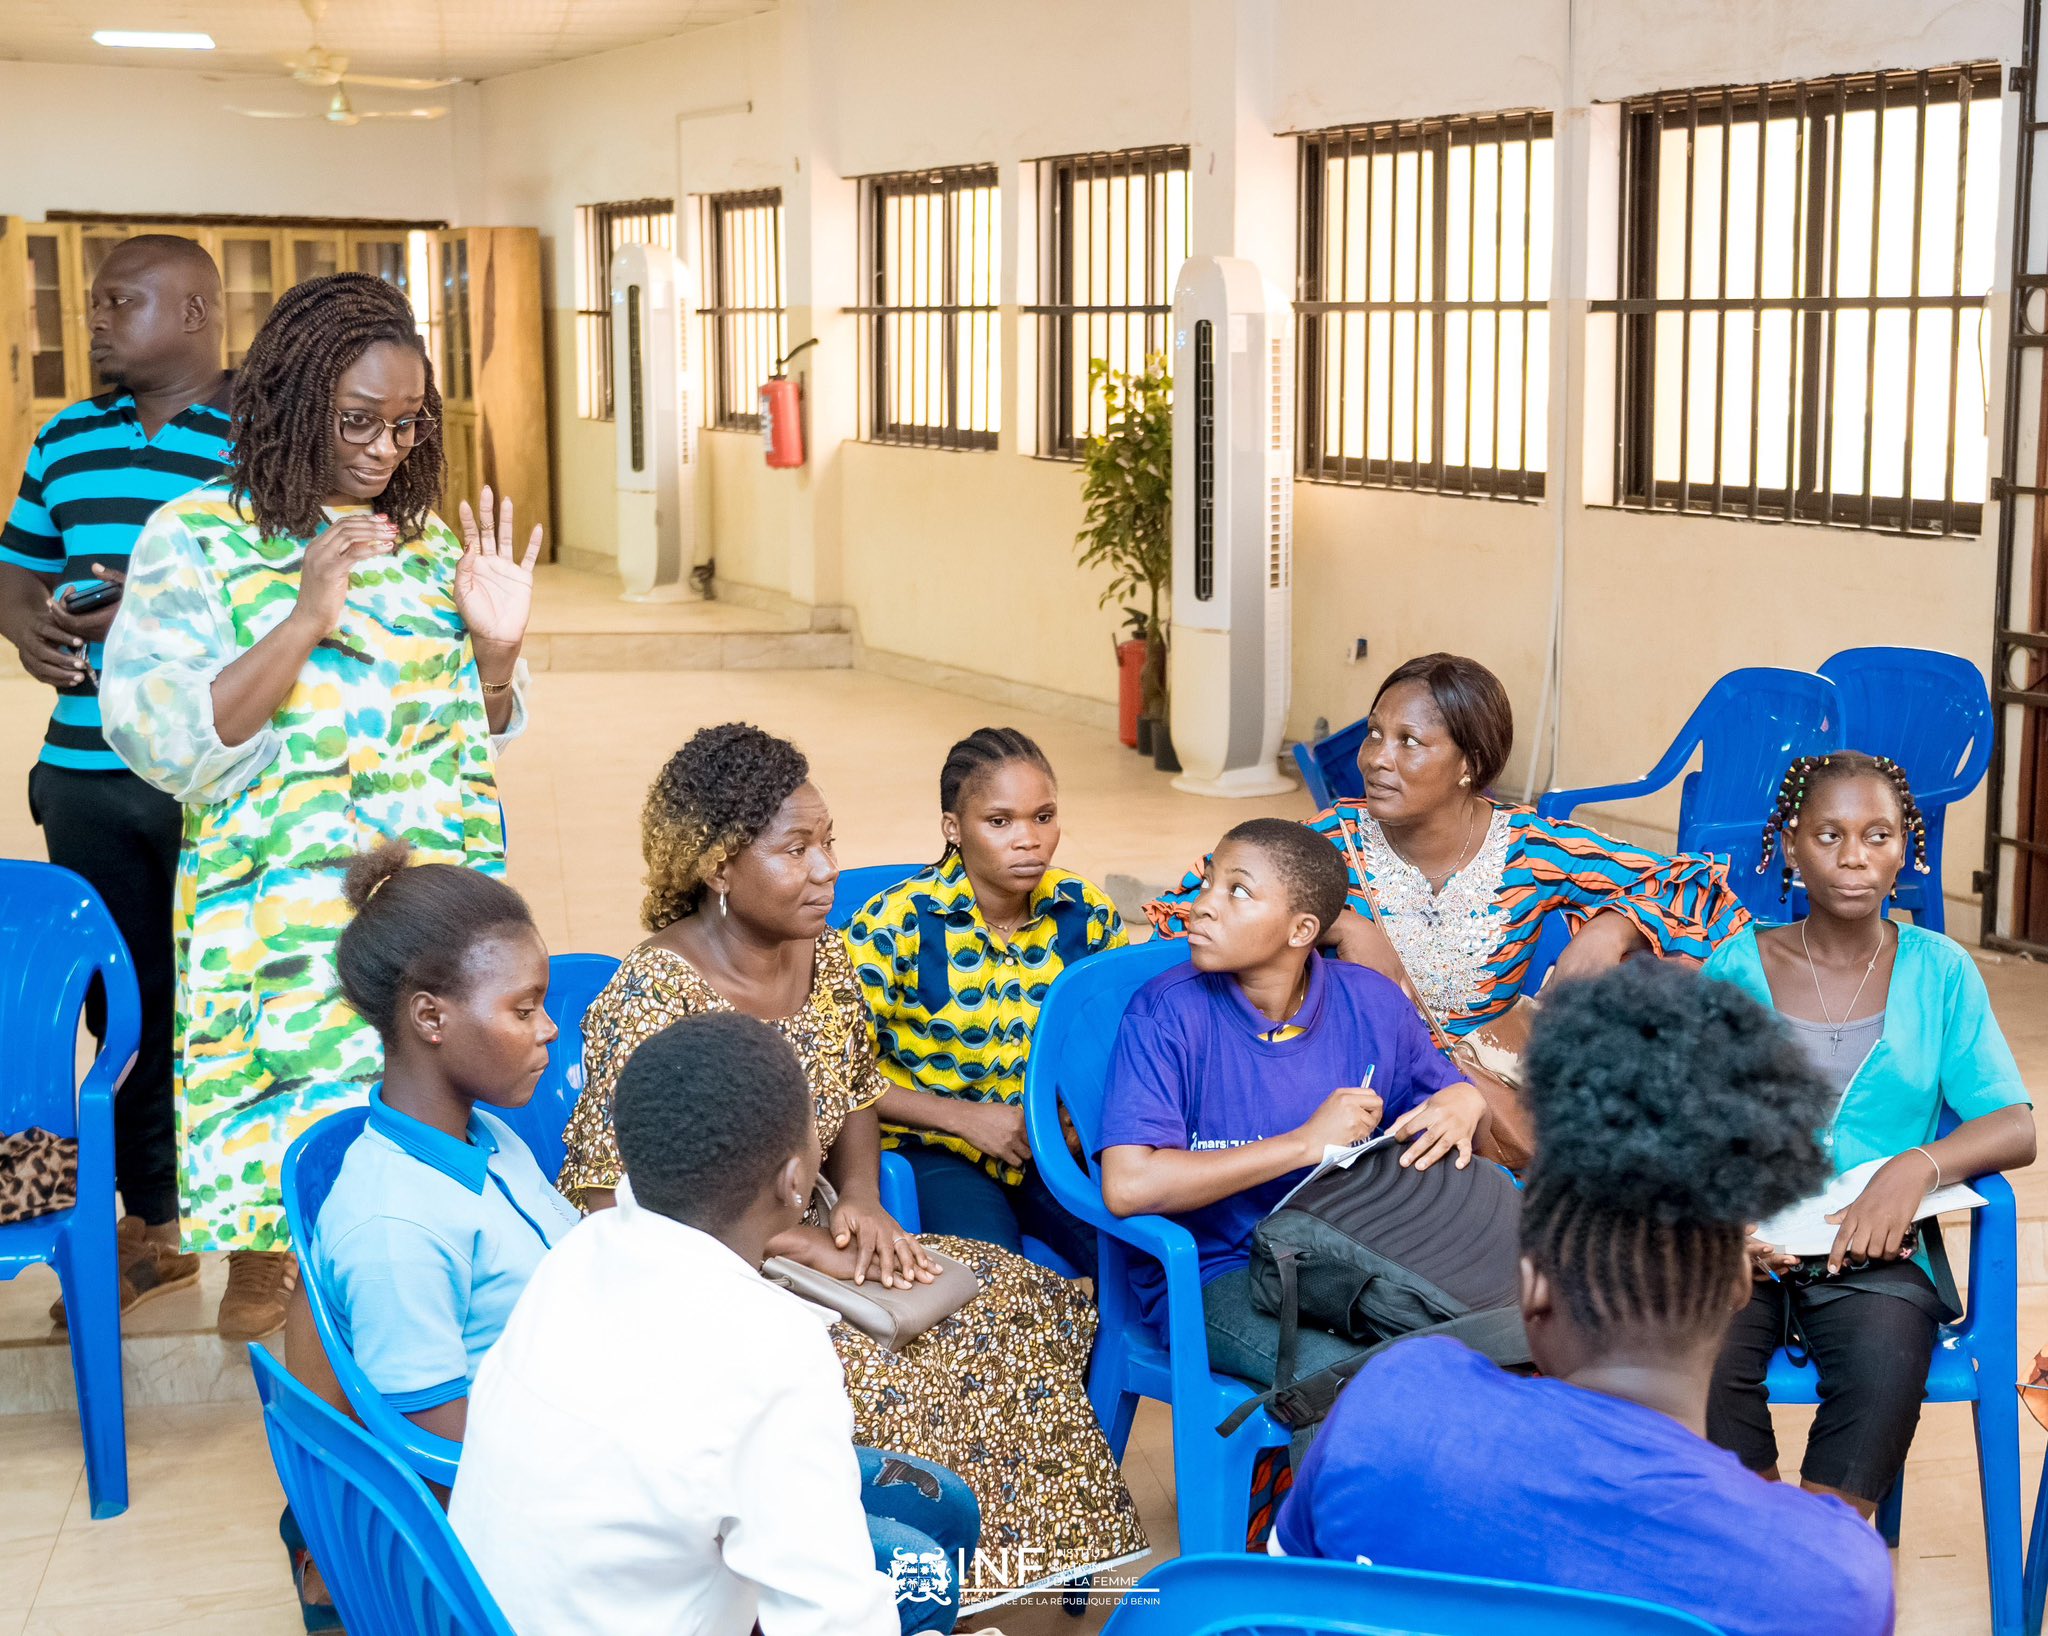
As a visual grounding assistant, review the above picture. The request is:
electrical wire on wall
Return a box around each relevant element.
[1521,0,1577,803]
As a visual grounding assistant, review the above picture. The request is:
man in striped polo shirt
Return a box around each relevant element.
[0,235,231,1317]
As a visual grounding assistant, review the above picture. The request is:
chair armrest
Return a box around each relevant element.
[878,1150,922,1235]
[1955,1169,2016,1359]
[74,942,141,1209]
[1538,775,1666,822]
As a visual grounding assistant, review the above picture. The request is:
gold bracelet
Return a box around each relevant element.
[480,676,515,696]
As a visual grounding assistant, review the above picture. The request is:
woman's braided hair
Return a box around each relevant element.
[641,723,810,930]
[228,272,445,543]
[1520,961,1832,1341]
[936,726,1054,865]
[1756,751,1930,900]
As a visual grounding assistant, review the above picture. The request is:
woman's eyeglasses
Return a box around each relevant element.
[335,410,438,448]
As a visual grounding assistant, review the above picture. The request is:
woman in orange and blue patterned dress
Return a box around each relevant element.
[1147,654,1750,1045]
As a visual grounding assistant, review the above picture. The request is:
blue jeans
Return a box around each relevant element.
[1200,1266,1373,1389]
[896,1141,1098,1274]
[860,1446,979,1635]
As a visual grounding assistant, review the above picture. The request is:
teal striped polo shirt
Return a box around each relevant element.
[1,384,233,770]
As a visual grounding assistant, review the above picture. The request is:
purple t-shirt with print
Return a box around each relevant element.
[1096,953,1462,1326]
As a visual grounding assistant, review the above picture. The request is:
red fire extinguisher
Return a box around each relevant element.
[760,337,819,469]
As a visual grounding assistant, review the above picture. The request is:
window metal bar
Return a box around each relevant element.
[1819,79,1847,520]
[1746,88,1769,519]
[1858,72,1890,529]
[1491,122,1507,497]
[1520,109,1536,495]
[1677,91,1699,514]
[1336,135,1352,483]
[1710,87,1734,517]
[1898,75,1928,536]
[1942,68,1972,534]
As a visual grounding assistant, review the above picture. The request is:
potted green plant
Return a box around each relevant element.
[1075,356,1175,769]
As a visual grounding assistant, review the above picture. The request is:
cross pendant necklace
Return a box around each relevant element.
[1800,919,1889,1055]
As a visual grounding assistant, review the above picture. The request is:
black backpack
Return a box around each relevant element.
[1218,1141,1530,1450]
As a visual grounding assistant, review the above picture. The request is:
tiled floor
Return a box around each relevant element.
[1,662,2045,1633]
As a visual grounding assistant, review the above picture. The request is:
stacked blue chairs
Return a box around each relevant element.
[1538,666,1841,923]
[248,1345,518,1636]
[829,862,925,929]
[0,860,138,1519]
[1023,936,1294,1554]
[283,1108,462,1487]
[1817,647,1992,934]
[1290,716,1372,810]
[1764,1136,2021,1634]
[1101,1554,1723,1634]
[491,951,622,1184]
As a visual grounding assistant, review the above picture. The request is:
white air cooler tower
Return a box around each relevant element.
[610,242,698,602]
[1168,256,1295,797]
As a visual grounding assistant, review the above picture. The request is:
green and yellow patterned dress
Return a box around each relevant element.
[100,482,524,1252]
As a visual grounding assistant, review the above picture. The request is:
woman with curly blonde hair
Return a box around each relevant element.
[557,723,1148,1611]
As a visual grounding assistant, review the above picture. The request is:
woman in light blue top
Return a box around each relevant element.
[1702,751,2034,1517]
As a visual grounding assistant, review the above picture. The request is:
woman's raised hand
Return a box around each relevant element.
[454,486,543,656]
[288,514,396,639]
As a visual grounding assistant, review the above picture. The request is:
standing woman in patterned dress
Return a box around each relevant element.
[1147,653,1750,1061]
[99,272,541,1342]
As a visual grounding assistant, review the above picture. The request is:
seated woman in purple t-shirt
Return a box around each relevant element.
[1277,961,1895,1636]
[1096,817,1488,1387]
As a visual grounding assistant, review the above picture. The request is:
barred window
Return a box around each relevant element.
[575,198,676,421]
[1030,146,1191,457]
[699,190,788,431]
[1298,112,1553,498]
[1594,66,2001,533]
[853,167,1000,449]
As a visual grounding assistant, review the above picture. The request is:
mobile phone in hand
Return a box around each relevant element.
[61,579,121,615]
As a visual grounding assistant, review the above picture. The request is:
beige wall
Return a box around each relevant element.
[455,0,2021,909]
[0,60,470,222]
[6,2,2017,908]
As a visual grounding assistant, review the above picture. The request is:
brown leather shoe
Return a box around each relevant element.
[217,1249,298,1342]
[49,1215,201,1328]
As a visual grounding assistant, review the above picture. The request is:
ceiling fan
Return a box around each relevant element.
[230,85,448,125]
[227,0,455,123]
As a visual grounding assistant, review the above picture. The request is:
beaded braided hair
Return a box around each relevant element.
[1756,751,1930,902]
[228,272,445,544]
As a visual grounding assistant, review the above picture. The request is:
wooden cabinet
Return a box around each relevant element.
[0,219,552,551]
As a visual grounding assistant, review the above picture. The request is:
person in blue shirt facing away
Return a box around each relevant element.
[1096,817,1488,1388]
[1277,961,1897,1636]
[1704,752,2035,1516]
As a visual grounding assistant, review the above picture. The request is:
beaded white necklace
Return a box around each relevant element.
[1354,807,1513,1016]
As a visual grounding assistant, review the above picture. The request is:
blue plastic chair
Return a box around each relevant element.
[1817,647,1992,935]
[489,952,622,1185]
[1023,937,1295,1554]
[283,1109,463,1487]
[0,861,138,1520]
[1765,1147,2020,1635]
[248,1345,517,1636]
[1102,1554,1722,1634]
[829,862,926,929]
[1538,667,1841,923]
[1291,717,1372,810]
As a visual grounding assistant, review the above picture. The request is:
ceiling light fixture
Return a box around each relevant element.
[92,30,217,50]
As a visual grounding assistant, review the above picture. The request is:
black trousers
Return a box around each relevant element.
[1707,1276,1940,1504]
[28,763,184,1226]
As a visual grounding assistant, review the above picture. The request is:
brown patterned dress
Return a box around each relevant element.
[558,934,1149,1604]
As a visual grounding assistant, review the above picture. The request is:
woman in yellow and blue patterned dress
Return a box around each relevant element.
[847,727,1125,1269]
[100,274,541,1340]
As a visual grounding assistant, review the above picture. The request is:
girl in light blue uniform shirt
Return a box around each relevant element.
[1703,751,2034,1517]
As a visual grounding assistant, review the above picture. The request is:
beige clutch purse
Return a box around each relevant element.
[761,1177,980,1350]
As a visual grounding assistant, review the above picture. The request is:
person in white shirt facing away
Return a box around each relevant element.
[450,1013,901,1636]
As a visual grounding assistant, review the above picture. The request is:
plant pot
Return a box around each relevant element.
[1116,638,1147,748]
[1135,715,1155,755]
[1152,720,1181,774]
